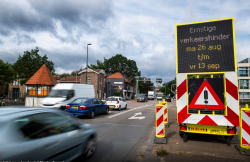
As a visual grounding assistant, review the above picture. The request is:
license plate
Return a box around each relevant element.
[71,106,78,109]
[109,105,114,107]
[189,127,206,132]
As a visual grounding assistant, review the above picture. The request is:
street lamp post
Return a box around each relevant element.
[86,43,92,84]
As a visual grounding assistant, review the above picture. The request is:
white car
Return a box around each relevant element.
[157,94,163,100]
[105,96,127,111]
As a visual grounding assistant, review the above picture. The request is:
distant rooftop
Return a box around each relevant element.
[238,58,250,63]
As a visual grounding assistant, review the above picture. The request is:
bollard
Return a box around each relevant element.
[162,99,169,127]
[154,101,166,144]
[235,104,250,155]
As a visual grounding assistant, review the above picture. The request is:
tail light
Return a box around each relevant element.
[227,129,236,134]
[105,101,107,104]
[79,105,87,109]
[116,101,119,104]
[66,105,70,109]
[179,126,187,131]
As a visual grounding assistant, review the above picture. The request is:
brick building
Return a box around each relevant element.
[105,72,133,99]
[80,68,105,99]
[59,76,80,84]
[8,75,26,99]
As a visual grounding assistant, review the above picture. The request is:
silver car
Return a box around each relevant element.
[0,107,97,161]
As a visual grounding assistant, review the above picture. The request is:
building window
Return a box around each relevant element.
[12,78,20,86]
[239,80,249,89]
[87,77,91,84]
[239,67,248,77]
[99,77,102,85]
[239,92,250,99]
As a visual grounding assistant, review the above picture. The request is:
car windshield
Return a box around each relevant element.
[107,98,118,101]
[148,95,153,97]
[157,94,163,97]
[71,99,89,104]
[48,90,71,98]
[138,94,145,97]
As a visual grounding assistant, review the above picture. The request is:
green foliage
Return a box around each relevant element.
[0,59,15,86]
[59,73,70,78]
[159,78,176,96]
[70,67,83,76]
[138,81,144,94]
[156,150,169,156]
[89,54,141,87]
[131,96,134,99]
[3,82,9,95]
[114,91,121,96]
[12,47,55,85]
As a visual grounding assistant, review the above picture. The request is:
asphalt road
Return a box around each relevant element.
[72,100,250,162]
[73,99,160,162]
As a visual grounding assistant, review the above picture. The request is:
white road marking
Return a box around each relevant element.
[107,104,152,119]
[128,112,145,120]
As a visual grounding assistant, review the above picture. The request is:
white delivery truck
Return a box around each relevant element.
[148,91,155,100]
[41,84,95,110]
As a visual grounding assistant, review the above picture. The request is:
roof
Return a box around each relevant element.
[106,72,131,83]
[54,74,62,80]
[25,64,57,85]
[79,68,105,75]
[60,76,80,82]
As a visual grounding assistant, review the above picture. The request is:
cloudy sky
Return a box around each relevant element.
[1,0,249,85]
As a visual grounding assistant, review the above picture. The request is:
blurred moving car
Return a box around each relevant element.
[65,98,109,118]
[0,107,97,161]
[105,96,127,111]
[41,84,95,110]
[137,94,148,102]
[156,94,163,100]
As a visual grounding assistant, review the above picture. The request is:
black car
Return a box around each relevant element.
[137,94,148,102]
[163,95,171,102]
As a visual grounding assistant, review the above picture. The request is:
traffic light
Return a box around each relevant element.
[171,84,176,92]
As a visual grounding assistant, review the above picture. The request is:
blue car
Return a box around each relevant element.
[65,98,109,118]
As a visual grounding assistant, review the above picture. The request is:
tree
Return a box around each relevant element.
[12,47,55,85]
[0,59,15,86]
[90,54,141,87]
[59,73,70,78]
[70,67,83,76]
[159,78,176,97]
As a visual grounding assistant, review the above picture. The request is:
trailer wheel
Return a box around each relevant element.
[179,131,183,138]
[183,132,187,142]
[224,136,233,146]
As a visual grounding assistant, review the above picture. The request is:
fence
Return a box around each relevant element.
[0,92,26,106]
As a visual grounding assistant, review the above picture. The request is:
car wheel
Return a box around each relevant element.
[118,105,121,111]
[83,137,97,158]
[179,131,183,138]
[125,104,127,109]
[89,110,95,119]
[183,132,187,142]
[105,107,109,114]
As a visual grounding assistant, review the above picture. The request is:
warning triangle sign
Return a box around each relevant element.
[189,80,225,110]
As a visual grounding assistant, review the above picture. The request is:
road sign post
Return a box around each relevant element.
[162,99,169,127]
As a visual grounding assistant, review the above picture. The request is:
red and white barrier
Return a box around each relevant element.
[162,101,168,123]
[177,72,239,127]
[241,110,250,148]
[156,105,165,138]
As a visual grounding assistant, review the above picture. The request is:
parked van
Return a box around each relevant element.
[40,84,95,109]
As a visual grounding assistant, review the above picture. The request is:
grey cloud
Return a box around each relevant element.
[0,39,3,45]
[11,33,36,45]
[0,0,114,44]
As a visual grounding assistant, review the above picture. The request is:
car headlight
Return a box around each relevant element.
[56,101,63,104]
